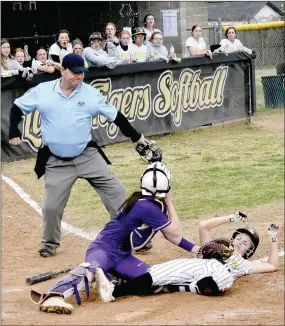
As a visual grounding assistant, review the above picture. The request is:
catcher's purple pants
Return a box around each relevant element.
[48,245,149,301]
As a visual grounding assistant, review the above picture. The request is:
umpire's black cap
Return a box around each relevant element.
[62,53,88,72]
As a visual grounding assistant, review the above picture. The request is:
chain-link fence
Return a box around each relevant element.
[236,27,285,69]
[2,1,138,56]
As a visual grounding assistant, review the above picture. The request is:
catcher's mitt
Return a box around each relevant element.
[197,237,234,262]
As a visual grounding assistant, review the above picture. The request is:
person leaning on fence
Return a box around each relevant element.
[48,29,73,64]
[103,22,120,57]
[31,47,57,74]
[8,53,148,258]
[219,26,252,55]
[184,25,212,58]
[116,30,135,64]
[83,32,117,69]
[14,47,25,67]
[72,38,88,68]
[131,27,148,63]
[142,14,161,44]
[146,32,169,63]
[1,39,33,80]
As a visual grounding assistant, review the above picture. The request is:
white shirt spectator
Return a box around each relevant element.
[1,57,23,75]
[147,43,168,61]
[131,44,148,62]
[83,47,117,69]
[48,42,73,64]
[116,44,135,64]
[185,36,206,57]
[143,28,161,45]
[219,38,252,54]
[31,59,45,73]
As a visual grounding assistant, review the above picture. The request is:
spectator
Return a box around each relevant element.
[72,38,88,68]
[116,30,135,64]
[219,27,252,54]
[14,48,25,66]
[84,32,117,69]
[103,22,119,57]
[31,47,57,74]
[131,27,148,63]
[72,38,84,56]
[142,14,161,43]
[48,29,73,64]
[1,38,33,80]
[147,32,169,63]
[185,25,212,58]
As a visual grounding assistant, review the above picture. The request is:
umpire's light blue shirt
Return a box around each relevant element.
[15,78,118,157]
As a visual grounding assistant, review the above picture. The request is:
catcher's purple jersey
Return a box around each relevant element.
[88,196,170,255]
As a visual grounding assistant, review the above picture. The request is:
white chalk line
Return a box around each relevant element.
[1,174,98,241]
[2,174,284,262]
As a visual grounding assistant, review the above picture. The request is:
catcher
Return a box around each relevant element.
[30,162,199,314]
[95,212,280,301]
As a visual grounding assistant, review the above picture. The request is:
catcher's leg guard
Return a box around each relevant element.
[48,262,95,305]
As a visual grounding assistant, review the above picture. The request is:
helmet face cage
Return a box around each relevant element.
[140,162,171,197]
[136,142,162,164]
[231,229,259,259]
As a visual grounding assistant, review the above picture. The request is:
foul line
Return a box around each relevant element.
[2,175,284,262]
[1,174,98,241]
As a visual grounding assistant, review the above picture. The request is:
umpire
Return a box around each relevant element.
[9,53,148,258]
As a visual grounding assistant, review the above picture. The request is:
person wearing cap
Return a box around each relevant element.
[131,27,148,63]
[8,53,148,258]
[83,32,117,69]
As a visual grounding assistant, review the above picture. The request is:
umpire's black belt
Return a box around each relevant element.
[34,140,111,179]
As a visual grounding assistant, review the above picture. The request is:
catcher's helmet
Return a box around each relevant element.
[132,27,146,42]
[232,228,259,259]
[140,162,171,197]
[89,32,103,42]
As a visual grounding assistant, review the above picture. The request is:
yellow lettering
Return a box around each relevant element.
[153,71,172,117]
[22,110,42,150]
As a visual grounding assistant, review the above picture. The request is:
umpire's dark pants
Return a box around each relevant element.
[42,147,126,249]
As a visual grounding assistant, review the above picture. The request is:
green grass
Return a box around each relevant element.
[2,110,284,231]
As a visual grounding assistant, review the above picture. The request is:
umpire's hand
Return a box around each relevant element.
[9,137,22,145]
[136,134,148,147]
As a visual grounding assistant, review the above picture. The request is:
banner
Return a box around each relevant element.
[1,52,255,162]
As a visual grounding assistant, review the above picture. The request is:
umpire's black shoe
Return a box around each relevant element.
[38,245,56,258]
[135,241,153,253]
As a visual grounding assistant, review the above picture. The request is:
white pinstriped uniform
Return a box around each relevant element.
[148,252,252,292]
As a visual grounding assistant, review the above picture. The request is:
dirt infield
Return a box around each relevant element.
[2,179,284,325]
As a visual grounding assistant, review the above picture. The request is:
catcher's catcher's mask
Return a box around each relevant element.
[135,141,162,164]
[232,228,259,259]
[140,162,171,197]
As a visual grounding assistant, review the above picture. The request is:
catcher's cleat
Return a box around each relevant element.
[95,267,115,302]
[40,296,74,314]
[30,290,74,314]
[38,245,56,258]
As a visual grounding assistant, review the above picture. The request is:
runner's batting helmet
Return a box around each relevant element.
[232,228,259,259]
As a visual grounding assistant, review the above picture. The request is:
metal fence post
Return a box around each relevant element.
[217,18,222,43]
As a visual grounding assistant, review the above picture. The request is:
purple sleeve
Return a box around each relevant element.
[138,201,170,231]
